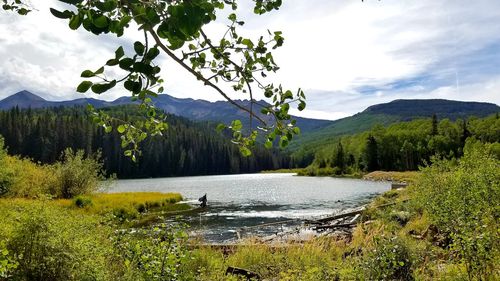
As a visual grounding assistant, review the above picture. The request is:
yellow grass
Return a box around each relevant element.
[363,171,420,183]
[54,192,186,217]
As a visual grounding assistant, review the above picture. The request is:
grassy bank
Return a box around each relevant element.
[363,171,420,183]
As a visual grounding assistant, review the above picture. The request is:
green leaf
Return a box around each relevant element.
[69,14,81,30]
[93,15,108,28]
[117,125,126,133]
[133,62,154,75]
[119,16,132,28]
[81,70,94,78]
[293,127,301,135]
[119,58,134,70]
[91,80,116,94]
[298,101,306,111]
[241,38,253,48]
[145,48,160,60]
[94,66,104,75]
[216,123,226,133]
[115,46,125,59]
[231,120,242,131]
[50,8,72,19]
[240,146,252,157]
[106,59,119,66]
[134,41,145,55]
[76,81,93,93]
[264,140,273,149]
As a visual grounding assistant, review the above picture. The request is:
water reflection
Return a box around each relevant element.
[111,173,390,242]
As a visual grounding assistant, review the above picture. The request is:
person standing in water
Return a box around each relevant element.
[199,194,207,208]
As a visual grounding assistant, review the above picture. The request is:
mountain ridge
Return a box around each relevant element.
[0,91,332,133]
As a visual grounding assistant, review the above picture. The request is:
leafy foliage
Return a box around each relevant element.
[52,148,106,198]
[0,137,107,199]
[3,0,306,158]
[411,140,500,279]
[0,138,56,198]
[361,236,414,280]
[0,200,130,281]
[114,223,190,281]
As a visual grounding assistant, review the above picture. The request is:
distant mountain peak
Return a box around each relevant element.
[4,90,46,102]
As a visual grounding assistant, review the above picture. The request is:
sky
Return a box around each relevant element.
[0,0,499,120]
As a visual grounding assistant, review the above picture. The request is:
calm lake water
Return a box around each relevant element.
[110,173,390,242]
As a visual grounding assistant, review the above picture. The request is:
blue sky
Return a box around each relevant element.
[0,0,499,120]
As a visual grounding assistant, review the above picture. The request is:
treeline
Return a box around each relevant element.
[302,113,500,175]
[0,106,290,178]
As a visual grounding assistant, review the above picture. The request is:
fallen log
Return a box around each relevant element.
[313,222,357,230]
[226,266,260,280]
[349,214,361,224]
[309,207,365,224]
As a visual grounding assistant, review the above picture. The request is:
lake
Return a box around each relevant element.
[110,173,390,242]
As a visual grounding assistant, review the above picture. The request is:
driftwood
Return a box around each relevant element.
[236,199,412,241]
[309,207,365,224]
[313,222,357,230]
[226,266,260,280]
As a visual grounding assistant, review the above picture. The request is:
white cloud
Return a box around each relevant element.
[0,0,499,119]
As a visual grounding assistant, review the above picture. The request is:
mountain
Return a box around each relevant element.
[364,99,500,120]
[0,90,48,109]
[0,91,332,133]
[0,91,113,110]
[289,99,500,154]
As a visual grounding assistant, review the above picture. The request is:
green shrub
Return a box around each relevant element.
[136,203,146,213]
[114,223,190,281]
[74,196,93,208]
[412,139,500,279]
[0,241,18,279]
[1,200,130,281]
[362,236,414,280]
[53,149,106,198]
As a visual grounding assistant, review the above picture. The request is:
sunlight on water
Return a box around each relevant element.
[111,173,390,242]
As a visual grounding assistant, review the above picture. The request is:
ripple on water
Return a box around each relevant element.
[111,173,390,242]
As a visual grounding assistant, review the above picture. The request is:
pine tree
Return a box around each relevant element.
[364,135,379,171]
[431,113,438,136]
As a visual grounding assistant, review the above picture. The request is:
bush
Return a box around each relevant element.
[53,149,106,198]
[412,139,500,279]
[0,200,131,281]
[74,196,93,208]
[0,140,105,199]
[114,223,190,281]
[0,158,56,199]
[0,241,18,279]
[361,236,414,280]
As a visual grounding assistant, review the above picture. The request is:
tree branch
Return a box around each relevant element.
[147,27,268,127]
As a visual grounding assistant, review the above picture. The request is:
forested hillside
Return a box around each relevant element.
[298,113,500,175]
[289,99,499,166]
[0,106,290,178]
